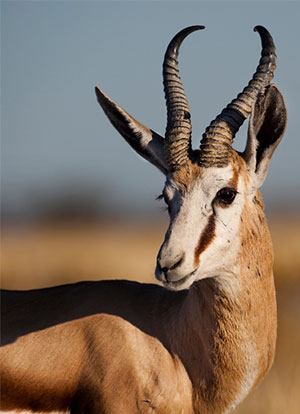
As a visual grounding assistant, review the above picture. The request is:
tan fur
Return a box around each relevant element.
[172,161,203,192]
[228,158,239,189]
[172,155,239,195]
[238,187,277,386]
[231,154,276,393]
[2,21,287,412]
[0,151,277,414]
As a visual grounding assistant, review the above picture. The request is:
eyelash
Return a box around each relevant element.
[156,193,171,214]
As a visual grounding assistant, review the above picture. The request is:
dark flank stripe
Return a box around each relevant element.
[194,214,216,267]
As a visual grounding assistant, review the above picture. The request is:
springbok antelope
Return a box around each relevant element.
[1,25,287,414]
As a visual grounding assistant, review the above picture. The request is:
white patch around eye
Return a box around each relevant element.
[200,165,237,196]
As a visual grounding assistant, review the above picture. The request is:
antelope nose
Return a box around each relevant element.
[157,253,185,280]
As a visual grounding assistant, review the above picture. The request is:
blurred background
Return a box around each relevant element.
[1,1,299,413]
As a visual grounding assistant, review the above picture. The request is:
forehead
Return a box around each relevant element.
[169,152,246,193]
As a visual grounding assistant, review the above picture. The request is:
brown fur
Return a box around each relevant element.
[172,153,241,194]
[228,159,239,189]
[0,153,277,414]
[172,161,203,192]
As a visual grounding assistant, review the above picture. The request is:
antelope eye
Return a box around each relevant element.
[216,188,237,205]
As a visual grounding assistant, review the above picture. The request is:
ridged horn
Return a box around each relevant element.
[163,25,205,170]
[199,25,277,167]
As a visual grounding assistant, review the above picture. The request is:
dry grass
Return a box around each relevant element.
[269,216,300,286]
[1,221,166,289]
[1,216,299,413]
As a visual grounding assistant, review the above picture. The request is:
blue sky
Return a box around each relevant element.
[1,1,300,217]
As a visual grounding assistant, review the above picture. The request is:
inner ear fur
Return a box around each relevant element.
[242,84,287,186]
[95,86,169,175]
[252,84,287,166]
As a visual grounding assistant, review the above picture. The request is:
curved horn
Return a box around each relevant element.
[199,25,277,167]
[163,25,205,170]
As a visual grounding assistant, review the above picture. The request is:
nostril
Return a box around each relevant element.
[157,254,185,276]
[169,254,185,271]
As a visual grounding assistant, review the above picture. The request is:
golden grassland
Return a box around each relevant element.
[1,216,299,414]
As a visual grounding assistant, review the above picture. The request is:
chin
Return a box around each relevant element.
[163,273,196,291]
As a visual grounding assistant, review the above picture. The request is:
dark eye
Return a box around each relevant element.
[216,187,237,205]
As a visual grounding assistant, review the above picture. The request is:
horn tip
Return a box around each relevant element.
[253,25,267,34]
[95,86,108,104]
[95,86,102,99]
[185,25,205,33]
[193,25,205,30]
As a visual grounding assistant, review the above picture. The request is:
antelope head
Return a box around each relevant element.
[96,26,287,291]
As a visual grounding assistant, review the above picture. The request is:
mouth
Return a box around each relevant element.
[162,269,197,291]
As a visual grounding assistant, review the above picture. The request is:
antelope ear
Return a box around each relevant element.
[95,87,168,175]
[242,84,287,188]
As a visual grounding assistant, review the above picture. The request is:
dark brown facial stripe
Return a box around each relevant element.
[194,214,216,267]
